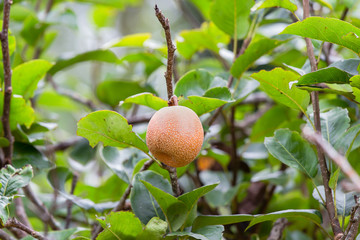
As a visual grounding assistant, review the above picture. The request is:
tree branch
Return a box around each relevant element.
[22,185,60,230]
[267,218,288,240]
[343,197,360,240]
[65,172,78,229]
[0,0,13,166]
[302,0,343,237]
[4,218,46,240]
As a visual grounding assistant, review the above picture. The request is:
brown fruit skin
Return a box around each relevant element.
[146,106,204,167]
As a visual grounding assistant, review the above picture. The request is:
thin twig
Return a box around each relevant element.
[91,159,154,239]
[44,137,83,155]
[4,218,47,240]
[230,107,238,186]
[0,0,13,166]
[154,5,181,199]
[0,229,14,240]
[155,4,176,101]
[303,0,343,237]
[14,198,31,228]
[267,218,288,240]
[65,173,78,229]
[303,127,360,192]
[22,185,60,230]
[343,197,360,240]
[46,75,97,111]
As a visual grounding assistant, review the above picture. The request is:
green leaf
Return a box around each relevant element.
[311,107,350,146]
[77,110,148,153]
[130,171,171,224]
[12,60,53,99]
[251,106,294,142]
[61,193,117,213]
[179,183,218,211]
[176,22,230,59]
[257,0,297,12]
[96,80,148,106]
[231,38,286,78]
[199,171,240,207]
[99,146,147,184]
[330,59,360,76]
[251,68,309,110]
[124,93,168,110]
[119,52,164,76]
[0,94,35,131]
[334,124,360,156]
[246,209,322,230]
[329,168,340,189]
[105,33,151,48]
[281,17,360,55]
[166,232,208,240]
[49,49,118,75]
[193,225,224,240]
[178,183,218,228]
[48,167,73,192]
[141,180,187,231]
[178,96,228,116]
[21,15,49,46]
[69,139,97,166]
[36,90,81,111]
[13,142,52,171]
[264,129,318,178]
[210,0,254,38]
[192,214,253,231]
[174,70,227,97]
[313,186,357,217]
[97,212,143,240]
[297,67,351,86]
[136,217,167,240]
[74,0,141,9]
